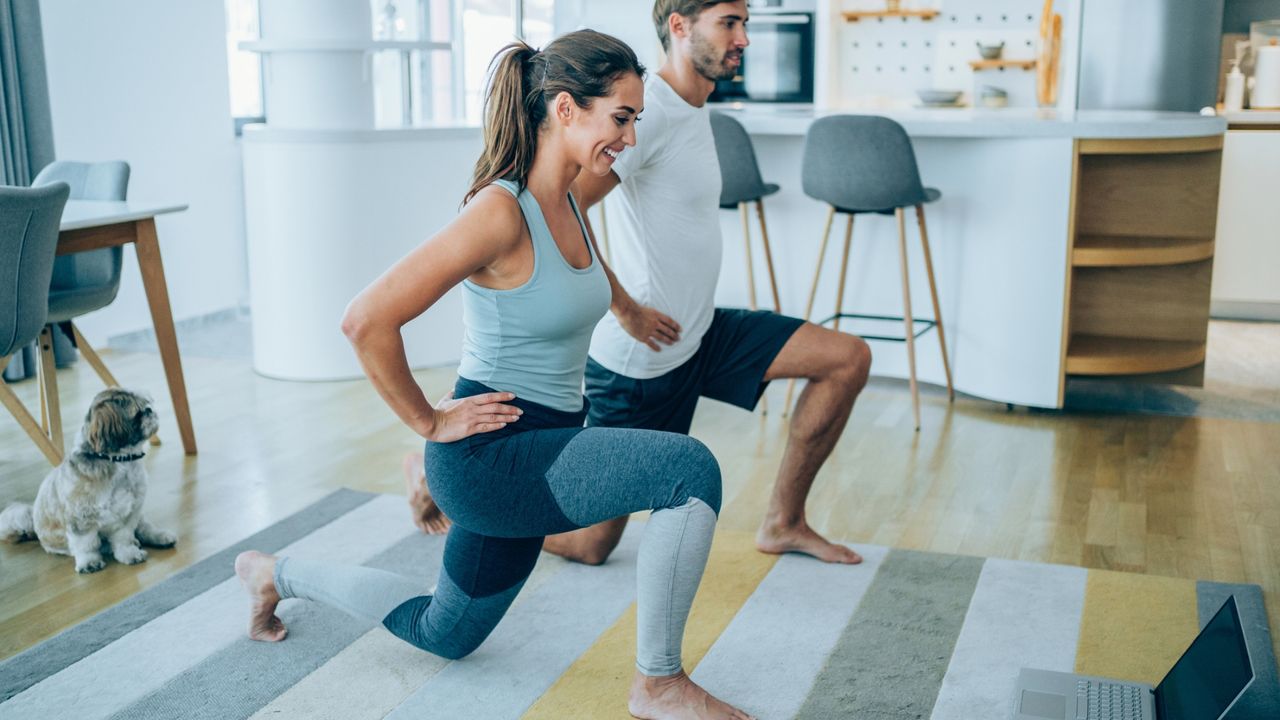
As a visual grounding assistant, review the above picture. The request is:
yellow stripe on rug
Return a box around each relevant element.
[1074,569,1200,685]
[522,531,777,719]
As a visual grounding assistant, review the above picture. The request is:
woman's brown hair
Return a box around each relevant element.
[464,29,645,204]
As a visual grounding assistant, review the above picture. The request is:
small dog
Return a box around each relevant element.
[0,388,176,573]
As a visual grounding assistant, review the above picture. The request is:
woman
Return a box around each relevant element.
[235,30,752,720]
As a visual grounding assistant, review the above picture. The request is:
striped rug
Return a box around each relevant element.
[2,489,1276,719]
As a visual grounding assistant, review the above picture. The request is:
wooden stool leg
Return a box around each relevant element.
[832,214,855,332]
[37,326,64,454]
[755,200,782,313]
[1,354,63,465]
[916,205,954,402]
[739,203,758,311]
[785,207,837,415]
[896,208,921,431]
[596,201,611,265]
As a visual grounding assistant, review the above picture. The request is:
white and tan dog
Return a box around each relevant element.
[0,388,176,573]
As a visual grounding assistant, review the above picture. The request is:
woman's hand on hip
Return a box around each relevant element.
[422,390,522,442]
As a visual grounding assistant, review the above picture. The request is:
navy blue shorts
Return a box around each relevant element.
[585,308,805,434]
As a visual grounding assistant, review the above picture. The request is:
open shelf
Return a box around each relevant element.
[969,59,1037,71]
[843,10,940,22]
[1072,235,1216,267]
[1065,335,1206,376]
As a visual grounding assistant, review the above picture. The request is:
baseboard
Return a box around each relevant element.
[106,306,249,350]
[1211,301,1280,322]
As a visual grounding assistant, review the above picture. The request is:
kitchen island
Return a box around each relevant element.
[243,109,1225,408]
[698,107,1227,408]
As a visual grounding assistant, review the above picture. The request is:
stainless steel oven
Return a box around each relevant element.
[710,0,815,104]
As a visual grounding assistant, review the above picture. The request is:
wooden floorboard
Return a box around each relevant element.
[2,345,1279,663]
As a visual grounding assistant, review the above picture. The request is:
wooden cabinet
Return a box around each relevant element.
[1060,136,1224,391]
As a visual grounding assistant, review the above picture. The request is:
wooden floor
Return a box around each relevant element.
[2,345,1279,664]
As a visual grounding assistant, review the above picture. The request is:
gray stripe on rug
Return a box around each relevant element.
[0,488,376,704]
[795,548,984,720]
[1197,581,1280,719]
[106,529,445,720]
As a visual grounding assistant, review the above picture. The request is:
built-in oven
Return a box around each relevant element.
[710,0,815,104]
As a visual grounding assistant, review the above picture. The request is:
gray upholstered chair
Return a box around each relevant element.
[791,115,953,430]
[711,111,782,315]
[1,182,72,465]
[28,161,152,448]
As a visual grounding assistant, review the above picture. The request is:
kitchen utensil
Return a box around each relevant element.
[976,42,1005,60]
[979,86,1009,108]
[916,89,964,106]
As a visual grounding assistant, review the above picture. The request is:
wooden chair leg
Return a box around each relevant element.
[916,205,954,402]
[785,206,838,416]
[69,323,121,387]
[37,326,64,455]
[896,208,921,431]
[755,200,782,313]
[38,353,48,433]
[1,355,63,466]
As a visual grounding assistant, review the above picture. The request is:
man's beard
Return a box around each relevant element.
[690,30,741,81]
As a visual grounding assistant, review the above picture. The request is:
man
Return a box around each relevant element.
[408,0,872,565]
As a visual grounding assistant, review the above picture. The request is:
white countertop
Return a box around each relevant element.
[1223,110,1280,125]
[713,106,1227,139]
[241,108,1225,143]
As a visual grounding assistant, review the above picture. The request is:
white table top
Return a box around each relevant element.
[60,200,188,232]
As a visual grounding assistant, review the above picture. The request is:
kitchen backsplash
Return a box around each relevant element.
[837,0,1078,108]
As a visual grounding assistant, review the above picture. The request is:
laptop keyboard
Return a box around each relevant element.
[1076,679,1145,719]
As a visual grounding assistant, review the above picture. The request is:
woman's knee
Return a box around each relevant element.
[670,435,722,514]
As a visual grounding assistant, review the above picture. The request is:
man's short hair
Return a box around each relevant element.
[652,0,736,51]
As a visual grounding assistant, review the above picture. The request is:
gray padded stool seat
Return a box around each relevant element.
[792,114,953,430]
[710,111,782,315]
[0,182,71,465]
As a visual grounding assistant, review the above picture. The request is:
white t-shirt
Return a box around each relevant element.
[588,74,723,379]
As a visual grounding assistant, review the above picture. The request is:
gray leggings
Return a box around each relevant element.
[274,379,722,675]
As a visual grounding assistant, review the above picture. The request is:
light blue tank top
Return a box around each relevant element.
[456,179,612,412]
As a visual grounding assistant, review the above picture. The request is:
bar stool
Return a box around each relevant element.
[710,111,782,315]
[786,115,954,430]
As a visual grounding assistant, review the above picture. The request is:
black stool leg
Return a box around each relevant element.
[916,204,954,402]
[896,208,921,431]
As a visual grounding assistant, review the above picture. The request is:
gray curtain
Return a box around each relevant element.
[1,0,56,382]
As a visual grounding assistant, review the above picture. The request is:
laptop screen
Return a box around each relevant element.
[1154,596,1254,720]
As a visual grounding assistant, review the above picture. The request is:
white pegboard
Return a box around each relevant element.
[836,0,1075,108]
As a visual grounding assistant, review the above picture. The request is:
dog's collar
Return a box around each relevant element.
[81,451,146,463]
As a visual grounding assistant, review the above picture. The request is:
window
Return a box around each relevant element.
[226,1,550,129]
[225,0,265,132]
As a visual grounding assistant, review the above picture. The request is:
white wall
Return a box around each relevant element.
[38,0,247,346]
[554,0,664,71]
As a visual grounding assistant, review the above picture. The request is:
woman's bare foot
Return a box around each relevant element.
[234,550,287,642]
[756,519,862,564]
[628,669,755,720]
[403,453,452,535]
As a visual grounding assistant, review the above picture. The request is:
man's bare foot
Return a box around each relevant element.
[234,550,288,642]
[402,453,451,535]
[756,520,862,564]
[628,670,755,720]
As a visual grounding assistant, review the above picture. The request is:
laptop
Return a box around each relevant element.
[1012,595,1255,720]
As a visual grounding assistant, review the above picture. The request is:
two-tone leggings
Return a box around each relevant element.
[272,378,722,675]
